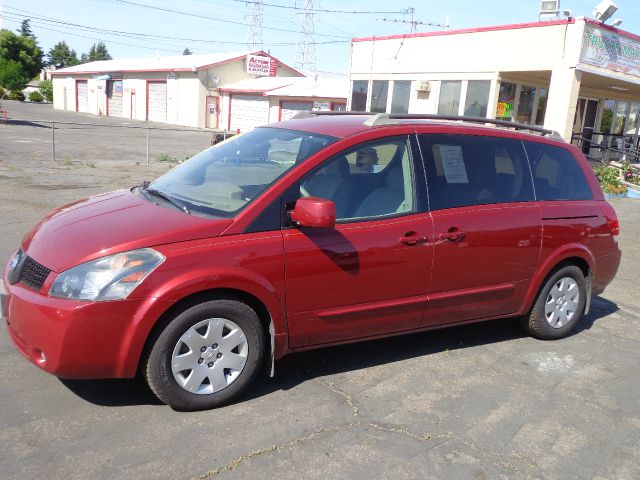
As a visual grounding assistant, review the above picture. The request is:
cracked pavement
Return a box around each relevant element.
[1,102,639,479]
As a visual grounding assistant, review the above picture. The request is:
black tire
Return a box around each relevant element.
[145,299,265,411]
[522,265,587,340]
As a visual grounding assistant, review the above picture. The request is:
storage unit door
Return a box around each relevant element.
[280,101,313,121]
[76,81,88,113]
[107,80,123,117]
[229,95,269,133]
[147,82,167,122]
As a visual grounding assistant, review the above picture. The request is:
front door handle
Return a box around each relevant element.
[439,227,466,243]
[399,231,428,245]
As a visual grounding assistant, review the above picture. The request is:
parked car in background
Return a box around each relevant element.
[2,112,621,410]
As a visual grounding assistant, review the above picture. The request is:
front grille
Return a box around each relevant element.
[20,256,51,291]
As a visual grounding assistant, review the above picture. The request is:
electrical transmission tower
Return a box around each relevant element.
[248,0,264,50]
[296,0,316,72]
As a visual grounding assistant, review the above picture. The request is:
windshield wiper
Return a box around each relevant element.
[144,186,191,215]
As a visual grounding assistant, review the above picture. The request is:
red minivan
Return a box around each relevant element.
[2,113,621,410]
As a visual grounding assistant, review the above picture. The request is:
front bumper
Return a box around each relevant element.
[3,277,150,379]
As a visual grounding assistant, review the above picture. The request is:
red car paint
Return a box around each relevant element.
[2,116,621,380]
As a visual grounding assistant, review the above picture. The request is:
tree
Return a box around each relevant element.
[0,29,43,91]
[48,41,79,69]
[183,48,192,55]
[18,19,34,38]
[80,41,112,63]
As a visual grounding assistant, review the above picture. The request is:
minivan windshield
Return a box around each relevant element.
[148,127,336,217]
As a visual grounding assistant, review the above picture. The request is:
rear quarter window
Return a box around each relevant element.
[523,142,593,201]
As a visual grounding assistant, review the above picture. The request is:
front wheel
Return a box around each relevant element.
[522,265,587,340]
[145,299,265,411]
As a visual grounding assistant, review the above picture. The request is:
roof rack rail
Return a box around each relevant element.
[388,114,564,140]
[291,111,564,140]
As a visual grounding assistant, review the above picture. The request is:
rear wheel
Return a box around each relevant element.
[522,265,586,340]
[145,299,265,411]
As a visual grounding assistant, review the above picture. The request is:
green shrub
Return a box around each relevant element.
[594,163,627,194]
[7,89,25,101]
[39,79,53,102]
[28,90,43,102]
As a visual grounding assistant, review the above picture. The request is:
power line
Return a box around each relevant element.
[106,0,350,39]
[2,7,349,48]
[234,0,408,15]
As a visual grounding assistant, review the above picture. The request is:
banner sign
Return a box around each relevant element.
[114,81,123,93]
[246,54,277,77]
[580,25,640,78]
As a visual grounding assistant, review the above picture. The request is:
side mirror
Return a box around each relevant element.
[290,197,336,229]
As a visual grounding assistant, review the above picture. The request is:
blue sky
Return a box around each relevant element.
[1,0,639,74]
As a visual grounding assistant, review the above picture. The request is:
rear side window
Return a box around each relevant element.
[524,142,593,201]
[418,134,535,211]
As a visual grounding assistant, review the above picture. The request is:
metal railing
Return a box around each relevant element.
[2,117,232,165]
[571,130,640,164]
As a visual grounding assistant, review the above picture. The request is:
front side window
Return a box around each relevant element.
[419,134,535,211]
[300,137,415,221]
[150,127,336,217]
[524,142,593,201]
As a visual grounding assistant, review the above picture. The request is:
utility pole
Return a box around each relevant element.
[248,0,264,50]
[383,7,449,32]
[296,0,316,72]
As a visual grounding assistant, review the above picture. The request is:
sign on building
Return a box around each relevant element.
[246,54,277,77]
[580,25,640,78]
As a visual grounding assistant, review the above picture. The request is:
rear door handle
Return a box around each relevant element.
[399,231,428,245]
[439,228,466,243]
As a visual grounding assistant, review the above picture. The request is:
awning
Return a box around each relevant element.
[93,74,111,80]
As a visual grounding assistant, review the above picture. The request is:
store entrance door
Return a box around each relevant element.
[574,98,599,155]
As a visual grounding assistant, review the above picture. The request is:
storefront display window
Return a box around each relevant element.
[600,100,615,133]
[516,85,536,124]
[351,80,368,111]
[463,81,490,117]
[496,82,516,120]
[370,80,389,113]
[612,101,629,135]
[626,103,640,135]
[391,81,411,114]
[535,88,548,126]
[438,81,461,115]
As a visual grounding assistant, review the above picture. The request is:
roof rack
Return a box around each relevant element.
[292,111,564,140]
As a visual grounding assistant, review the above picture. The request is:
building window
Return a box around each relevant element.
[600,100,615,133]
[438,81,461,115]
[496,82,517,120]
[371,80,389,113]
[535,88,548,126]
[391,80,411,114]
[626,103,640,135]
[516,85,536,124]
[351,80,368,111]
[463,81,491,117]
[612,101,629,135]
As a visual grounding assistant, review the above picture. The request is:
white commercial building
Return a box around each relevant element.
[348,17,640,150]
[49,51,346,131]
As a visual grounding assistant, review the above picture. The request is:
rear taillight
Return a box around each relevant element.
[602,203,620,240]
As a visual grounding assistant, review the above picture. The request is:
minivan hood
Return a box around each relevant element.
[22,190,233,272]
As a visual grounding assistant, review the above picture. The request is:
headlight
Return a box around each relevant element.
[7,249,26,285]
[49,248,164,301]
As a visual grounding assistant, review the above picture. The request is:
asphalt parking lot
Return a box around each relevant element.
[1,102,639,480]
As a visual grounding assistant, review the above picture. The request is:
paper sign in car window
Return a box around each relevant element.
[437,145,469,183]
